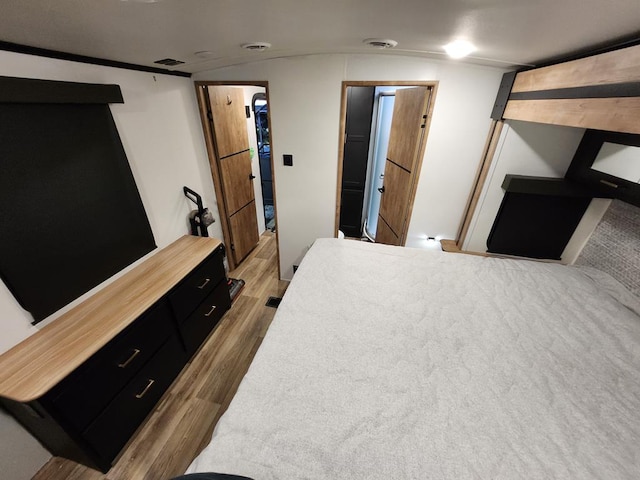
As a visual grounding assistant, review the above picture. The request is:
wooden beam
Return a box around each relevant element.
[503,97,640,134]
[512,44,640,92]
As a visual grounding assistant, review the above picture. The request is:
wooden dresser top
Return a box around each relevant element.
[0,235,222,402]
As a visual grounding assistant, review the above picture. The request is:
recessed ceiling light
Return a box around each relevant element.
[241,42,272,52]
[443,40,476,59]
[363,38,398,49]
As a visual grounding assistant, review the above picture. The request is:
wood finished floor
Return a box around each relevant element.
[33,232,288,480]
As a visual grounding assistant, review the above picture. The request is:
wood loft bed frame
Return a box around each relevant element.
[457,42,640,247]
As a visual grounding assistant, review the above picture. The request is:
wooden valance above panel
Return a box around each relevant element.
[491,44,640,134]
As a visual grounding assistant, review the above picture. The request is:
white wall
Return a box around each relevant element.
[194,54,506,278]
[463,120,587,255]
[0,50,217,479]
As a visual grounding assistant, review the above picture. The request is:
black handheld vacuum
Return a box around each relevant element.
[183,186,215,237]
[183,186,245,302]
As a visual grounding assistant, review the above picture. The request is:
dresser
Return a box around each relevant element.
[0,236,231,472]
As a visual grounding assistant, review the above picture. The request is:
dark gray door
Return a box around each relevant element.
[339,86,375,238]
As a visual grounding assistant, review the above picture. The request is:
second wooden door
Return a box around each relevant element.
[207,86,259,265]
[377,87,432,246]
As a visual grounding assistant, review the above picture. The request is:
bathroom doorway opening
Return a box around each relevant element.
[253,93,275,231]
[195,81,279,276]
[336,81,437,245]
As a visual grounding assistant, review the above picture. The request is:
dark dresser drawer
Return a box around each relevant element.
[169,248,226,323]
[47,300,175,432]
[83,335,186,464]
[181,280,231,356]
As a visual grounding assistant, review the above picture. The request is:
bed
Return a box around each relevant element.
[186,238,640,479]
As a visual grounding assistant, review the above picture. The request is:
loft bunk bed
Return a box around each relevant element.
[458,42,640,254]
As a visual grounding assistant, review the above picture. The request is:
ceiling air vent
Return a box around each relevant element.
[241,42,272,52]
[363,38,398,49]
[153,58,185,66]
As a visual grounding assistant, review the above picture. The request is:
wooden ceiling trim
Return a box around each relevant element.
[511,44,640,93]
[503,97,640,135]
[488,43,640,133]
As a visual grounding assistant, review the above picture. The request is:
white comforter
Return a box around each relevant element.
[188,239,640,479]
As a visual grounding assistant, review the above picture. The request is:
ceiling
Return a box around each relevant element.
[1,0,640,74]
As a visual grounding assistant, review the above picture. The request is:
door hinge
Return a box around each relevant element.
[230,243,235,251]
[421,124,426,128]
[207,110,213,122]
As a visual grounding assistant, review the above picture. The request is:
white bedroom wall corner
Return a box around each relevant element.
[109,73,225,248]
[462,121,586,253]
[403,63,507,247]
[462,123,511,252]
[267,56,345,279]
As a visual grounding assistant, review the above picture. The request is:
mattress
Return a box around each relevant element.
[187,239,640,479]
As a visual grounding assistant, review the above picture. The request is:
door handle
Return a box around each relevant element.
[378,186,385,194]
[249,174,256,180]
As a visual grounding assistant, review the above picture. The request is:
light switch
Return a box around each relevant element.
[283,154,293,166]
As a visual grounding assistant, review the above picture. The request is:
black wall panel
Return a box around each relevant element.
[0,103,156,322]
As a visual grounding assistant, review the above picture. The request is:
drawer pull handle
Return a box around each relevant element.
[135,379,155,399]
[599,179,619,188]
[197,278,211,289]
[118,348,141,368]
[204,305,217,317]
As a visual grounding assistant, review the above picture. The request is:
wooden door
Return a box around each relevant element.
[376,87,431,246]
[375,215,399,245]
[207,86,259,265]
[219,150,254,215]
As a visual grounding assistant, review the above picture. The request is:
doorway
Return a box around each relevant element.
[252,93,275,231]
[364,88,398,240]
[195,81,279,276]
[336,81,437,245]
